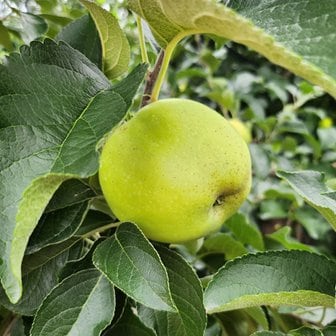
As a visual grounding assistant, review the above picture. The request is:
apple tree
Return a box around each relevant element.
[0,0,336,335]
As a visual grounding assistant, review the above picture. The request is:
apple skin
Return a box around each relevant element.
[229,118,252,143]
[99,99,252,243]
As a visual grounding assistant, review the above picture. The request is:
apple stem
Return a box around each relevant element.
[150,30,202,103]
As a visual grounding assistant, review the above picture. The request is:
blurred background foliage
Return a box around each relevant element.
[1,0,336,334]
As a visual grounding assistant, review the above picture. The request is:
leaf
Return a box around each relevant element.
[105,304,156,336]
[0,239,79,315]
[59,238,101,281]
[323,326,336,336]
[244,307,269,331]
[40,14,72,27]
[202,232,248,260]
[0,21,13,51]
[225,213,264,251]
[26,201,89,254]
[75,210,113,237]
[0,39,147,303]
[45,179,96,213]
[129,0,336,97]
[93,222,176,312]
[81,0,130,79]
[30,269,115,336]
[277,170,336,231]
[204,250,336,313]
[216,310,259,336]
[251,333,286,336]
[56,14,102,68]
[2,175,66,304]
[138,246,206,336]
[290,327,323,336]
[266,226,315,252]
[19,12,48,43]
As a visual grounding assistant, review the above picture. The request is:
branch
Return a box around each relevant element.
[141,49,165,107]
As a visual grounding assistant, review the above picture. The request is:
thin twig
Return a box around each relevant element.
[1,314,16,336]
[141,49,165,107]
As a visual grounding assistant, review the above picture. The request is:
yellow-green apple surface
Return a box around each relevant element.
[229,118,252,143]
[99,99,252,243]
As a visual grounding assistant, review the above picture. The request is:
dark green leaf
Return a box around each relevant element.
[251,332,286,336]
[0,239,79,315]
[138,246,206,336]
[45,179,96,213]
[75,210,113,237]
[93,222,176,312]
[59,238,102,280]
[56,14,102,68]
[323,326,336,336]
[204,251,336,313]
[0,39,146,303]
[31,269,115,336]
[26,201,89,254]
[104,304,156,336]
[277,170,336,231]
[290,326,323,336]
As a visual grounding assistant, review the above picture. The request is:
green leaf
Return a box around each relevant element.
[138,246,206,336]
[248,144,271,179]
[19,12,48,43]
[0,239,79,315]
[30,269,115,336]
[0,39,147,303]
[3,175,66,304]
[81,0,130,79]
[225,213,264,251]
[277,170,336,232]
[244,307,269,331]
[290,327,323,336]
[45,179,96,213]
[56,14,102,68]
[204,251,336,313]
[93,222,176,312]
[259,199,288,220]
[26,201,89,254]
[40,14,72,27]
[202,232,248,260]
[0,21,13,51]
[104,305,156,336]
[266,226,315,252]
[323,326,336,336]
[216,310,259,336]
[251,332,286,336]
[129,0,336,97]
[59,238,102,281]
[75,210,113,236]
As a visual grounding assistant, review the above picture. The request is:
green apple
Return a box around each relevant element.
[229,118,252,143]
[99,99,252,243]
